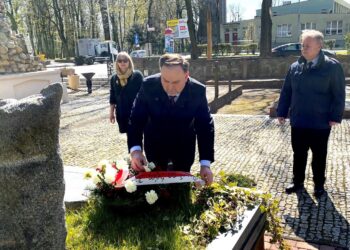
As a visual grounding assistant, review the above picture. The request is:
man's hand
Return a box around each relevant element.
[277,117,286,125]
[130,150,147,172]
[200,166,213,186]
[329,121,339,126]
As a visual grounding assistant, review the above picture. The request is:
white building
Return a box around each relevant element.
[221,0,350,48]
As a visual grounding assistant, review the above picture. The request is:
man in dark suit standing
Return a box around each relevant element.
[277,30,345,197]
[128,54,214,185]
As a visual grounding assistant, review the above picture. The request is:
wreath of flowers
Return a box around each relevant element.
[83,161,287,248]
[84,159,160,205]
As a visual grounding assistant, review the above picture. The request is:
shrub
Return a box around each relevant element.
[197,44,207,55]
[232,45,245,55]
[345,33,350,51]
[324,39,336,50]
[248,43,258,54]
[217,43,231,56]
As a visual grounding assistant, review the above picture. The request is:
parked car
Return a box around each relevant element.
[271,43,336,57]
[130,50,147,58]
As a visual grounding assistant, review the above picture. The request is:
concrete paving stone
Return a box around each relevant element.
[264,241,271,249]
[296,241,318,250]
[319,246,336,250]
[60,86,350,249]
[269,244,281,250]
[285,239,297,247]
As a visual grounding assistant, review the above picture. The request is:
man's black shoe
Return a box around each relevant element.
[314,187,325,198]
[285,183,304,194]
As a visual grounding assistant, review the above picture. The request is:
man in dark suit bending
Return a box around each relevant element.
[127,54,214,185]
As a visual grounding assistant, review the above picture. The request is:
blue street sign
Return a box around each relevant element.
[134,33,139,45]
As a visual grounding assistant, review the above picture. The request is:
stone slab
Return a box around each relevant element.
[64,166,91,209]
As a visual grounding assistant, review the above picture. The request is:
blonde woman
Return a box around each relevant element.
[109,52,143,133]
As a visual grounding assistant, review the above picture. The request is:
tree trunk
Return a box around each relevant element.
[118,8,123,49]
[175,0,183,18]
[147,0,153,42]
[98,0,110,40]
[110,13,121,51]
[185,0,199,59]
[197,0,220,44]
[260,0,272,57]
[5,0,18,32]
[88,0,98,38]
[27,15,36,55]
[52,0,69,57]
[197,1,208,43]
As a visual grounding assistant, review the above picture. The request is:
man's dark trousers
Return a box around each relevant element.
[291,127,331,188]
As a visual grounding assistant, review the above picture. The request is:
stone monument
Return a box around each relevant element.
[0,83,66,249]
[0,0,43,74]
[0,0,67,102]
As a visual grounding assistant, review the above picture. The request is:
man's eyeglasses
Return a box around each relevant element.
[117,59,128,63]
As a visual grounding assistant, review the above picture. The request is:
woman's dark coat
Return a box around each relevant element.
[109,70,143,133]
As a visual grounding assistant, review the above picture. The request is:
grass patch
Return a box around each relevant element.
[336,50,349,55]
[66,173,287,250]
[66,184,199,249]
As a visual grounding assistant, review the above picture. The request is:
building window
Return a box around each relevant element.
[301,22,316,30]
[325,20,343,35]
[224,32,230,43]
[277,24,292,37]
[346,23,350,33]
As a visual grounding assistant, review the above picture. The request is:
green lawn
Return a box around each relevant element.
[65,173,283,250]
[336,50,349,55]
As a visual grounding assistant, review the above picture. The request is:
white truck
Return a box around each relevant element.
[74,39,118,65]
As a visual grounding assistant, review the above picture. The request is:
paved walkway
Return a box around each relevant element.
[61,85,350,249]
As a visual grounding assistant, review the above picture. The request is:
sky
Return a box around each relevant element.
[226,0,262,21]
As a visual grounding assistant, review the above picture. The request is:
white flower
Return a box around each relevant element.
[92,173,101,185]
[144,162,156,172]
[148,162,156,170]
[116,159,129,170]
[105,165,117,184]
[84,170,100,188]
[145,190,158,205]
[124,179,137,193]
[85,181,95,190]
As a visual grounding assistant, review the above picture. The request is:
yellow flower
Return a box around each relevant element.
[83,170,93,179]
[97,159,110,173]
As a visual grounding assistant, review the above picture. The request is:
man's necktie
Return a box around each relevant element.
[169,96,176,105]
[307,61,313,70]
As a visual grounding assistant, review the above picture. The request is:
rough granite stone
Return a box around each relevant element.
[0,83,66,250]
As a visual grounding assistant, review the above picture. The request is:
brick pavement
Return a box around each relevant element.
[60,86,350,249]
